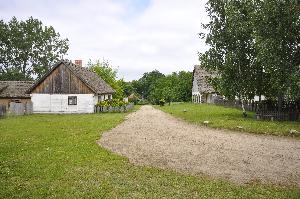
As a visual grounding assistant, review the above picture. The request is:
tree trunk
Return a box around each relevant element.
[258,94,262,112]
[22,62,27,77]
[278,93,284,112]
[241,99,247,117]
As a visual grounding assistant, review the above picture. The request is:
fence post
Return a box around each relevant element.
[0,105,6,118]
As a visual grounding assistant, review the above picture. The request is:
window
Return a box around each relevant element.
[68,96,77,105]
[98,95,104,102]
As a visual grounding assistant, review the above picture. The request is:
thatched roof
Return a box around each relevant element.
[0,81,34,98]
[193,65,217,94]
[28,60,115,95]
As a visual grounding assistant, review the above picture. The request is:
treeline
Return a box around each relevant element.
[200,0,300,110]
[87,60,193,105]
[131,70,193,104]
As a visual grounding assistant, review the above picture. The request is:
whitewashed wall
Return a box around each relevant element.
[31,94,95,113]
[192,77,199,94]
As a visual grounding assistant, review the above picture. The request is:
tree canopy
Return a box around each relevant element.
[0,16,69,80]
[131,70,192,104]
[88,59,125,99]
[200,0,300,108]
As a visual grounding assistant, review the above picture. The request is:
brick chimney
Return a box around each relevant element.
[75,60,82,67]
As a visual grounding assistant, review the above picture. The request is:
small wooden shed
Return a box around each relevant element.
[0,81,34,109]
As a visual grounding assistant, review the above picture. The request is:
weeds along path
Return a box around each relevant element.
[98,105,300,187]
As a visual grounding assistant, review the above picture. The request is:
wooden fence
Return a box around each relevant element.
[214,99,259,112]
[9,102,33,115]
[95,103,134,113]
[0,105,6,118]
[0,102,33,117]
[214,99,299,121]
[255,111,299,121]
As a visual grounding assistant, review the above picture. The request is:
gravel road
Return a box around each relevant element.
[98,105,300,186]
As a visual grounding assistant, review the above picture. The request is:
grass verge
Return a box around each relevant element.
[157,103,300,137]
[0,109,299,198]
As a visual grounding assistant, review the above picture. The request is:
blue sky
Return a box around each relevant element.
[0,0,209,80]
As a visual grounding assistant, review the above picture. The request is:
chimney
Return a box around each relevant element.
[75,60,82,67]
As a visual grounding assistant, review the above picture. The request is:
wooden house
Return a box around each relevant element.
[0,81,34,109]
[192,65,219,104]
[27,60,115,113]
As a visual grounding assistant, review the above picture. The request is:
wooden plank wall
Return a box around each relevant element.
[31,64,93,94]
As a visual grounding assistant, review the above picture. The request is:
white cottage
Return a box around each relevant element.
[28,60,115,113]
[192,65,219,104]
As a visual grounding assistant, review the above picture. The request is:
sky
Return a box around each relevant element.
[0,0,209,81]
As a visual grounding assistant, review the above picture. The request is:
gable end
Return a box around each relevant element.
[31,63,94,94]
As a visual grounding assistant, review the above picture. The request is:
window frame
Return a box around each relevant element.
[68,96,77,105]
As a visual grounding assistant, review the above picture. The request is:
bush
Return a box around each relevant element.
[96,99,128,108]
[159,99,165,106]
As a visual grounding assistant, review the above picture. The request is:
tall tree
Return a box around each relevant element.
[88,59,124,99]
[176,71,193,102]
[252,0,300,109]
[0,17,69,80]
[200,0,300,112]
[146,71,192,104]
[200,0,256,114]
[149,75,177,105]
[135,70,165,99]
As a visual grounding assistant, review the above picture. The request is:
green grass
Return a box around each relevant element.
[157,103,300,137]
[0,111,299,198]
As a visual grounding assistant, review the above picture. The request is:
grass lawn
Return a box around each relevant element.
[158,103,300,137]
[0,110,299,198]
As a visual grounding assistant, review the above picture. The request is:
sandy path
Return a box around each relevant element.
[98,105,300,186]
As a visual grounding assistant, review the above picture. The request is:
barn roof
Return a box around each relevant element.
[28,60,115,95]
[193,65,217,94]
[0,81,34,98]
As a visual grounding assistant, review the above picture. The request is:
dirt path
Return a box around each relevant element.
[98,105,300,186]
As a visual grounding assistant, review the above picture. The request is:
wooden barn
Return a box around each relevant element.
[27,60,115,113]
[192,65,220,104]
[0,81,34,109]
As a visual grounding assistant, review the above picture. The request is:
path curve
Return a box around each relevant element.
[98,105,300,186]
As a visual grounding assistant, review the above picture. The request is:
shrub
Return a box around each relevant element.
[96,99,128,108]
[159,99,165,106]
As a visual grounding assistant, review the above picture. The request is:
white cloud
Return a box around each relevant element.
[0,0,209,80]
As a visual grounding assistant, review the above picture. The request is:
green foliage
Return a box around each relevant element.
[158,103,300,137]
[176,71,193,101]
[149,72,193,105]
[200,0,257,101]
[132,70,192,104]
[0,16,69,80]
[88,59,124,99]
[159,99,165,106]
[149,75,176,105]
[132,70,165,99]
[252,0,300,101]
[96,99,128,108]
[120,80,135,97]
[200,0,300,104]
[0,113,299,198]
